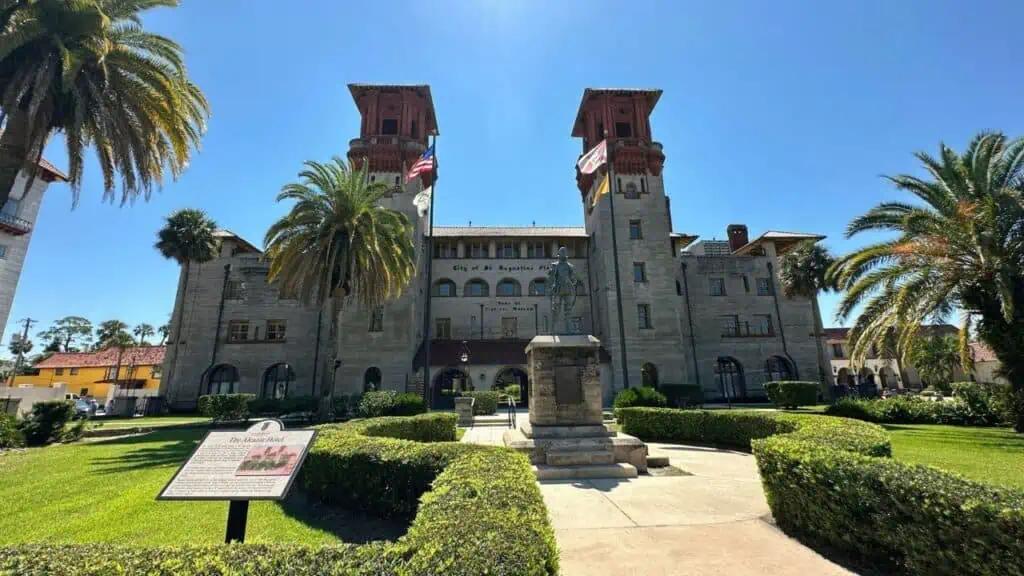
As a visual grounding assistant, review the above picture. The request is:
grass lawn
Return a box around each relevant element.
[885,424,1024,490]
[88,416,211,430]
[0,428,404,545]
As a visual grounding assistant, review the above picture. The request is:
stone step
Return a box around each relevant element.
[546,449,615,466]
[533,463,638,481]
[647,456,670,468]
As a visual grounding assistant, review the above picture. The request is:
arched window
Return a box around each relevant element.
[263,363,294,399]
[529,278,547,296]
[496,278,521,297]
[433,278,457,297]
[675,280,682,296]
[641,363,659,388]
[364,367,382,392]
[207,364,239,395]
[464,278,490,297]
[714,357,745,399]
[765,356,793,382]
[624,182,639,199]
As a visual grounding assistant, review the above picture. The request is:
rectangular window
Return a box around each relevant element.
[637,304,652,329]
[228,320,249,341]
[151,365,163,379]
[266,320,287,341]
[499,240,519,259]
[433,241,456,259]
[640,177,647,194]
[55,368,64,376]
[437,282,453,297]
[757,278,772,296]
[381,118,398,135]
[710,278,726,296]
[720,315,740,337]
[468,281,487,297]
[526,241,547,259]
[104,366,118,380]
[530,279,546,296]
[629,220,642,239]
[468,241,488,258]
[225,280,245,300]
[411,120,418,138]
[0,245,8,259]
[369,307,384,332]
[832,343,845,358]
[80,387,88,397]
[1,198,18,217]
[596,122,605,140]
[742,276,750,293]
[501,317,518,339]
[70,367,79,375]
[435,318,451,339]
[755,314,773,336]
[498,280,519,296]
[615,121,632,138]
[633,262,647,282]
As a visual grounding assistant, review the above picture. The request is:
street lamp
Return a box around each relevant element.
[460,340,471,391]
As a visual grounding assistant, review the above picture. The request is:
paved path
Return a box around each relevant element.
[461,430,853,575]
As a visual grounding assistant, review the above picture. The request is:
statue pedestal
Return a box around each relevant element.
[503,335,648,480]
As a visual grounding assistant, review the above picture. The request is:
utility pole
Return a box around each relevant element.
[9,317,37,385]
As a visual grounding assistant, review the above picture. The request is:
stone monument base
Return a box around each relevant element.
[502,334,652,480]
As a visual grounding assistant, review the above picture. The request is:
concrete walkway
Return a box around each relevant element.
[461,431,853,575]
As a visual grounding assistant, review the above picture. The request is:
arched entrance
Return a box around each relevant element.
[433,367,469,409]
[363,367,382,392]
[858,367,876,387]
[715,357,746,400]
[206,364,239,395]
[836,367,854,386]
[765,355,794,382]
[495,367,529,407]
[263,363,294,399]
[878,366,898,390]
[641,363,659,388]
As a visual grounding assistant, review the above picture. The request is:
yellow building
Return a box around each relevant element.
[13,346,166,399]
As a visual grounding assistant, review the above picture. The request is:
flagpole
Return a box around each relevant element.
[605,139,631,389]
[421,135,437,408]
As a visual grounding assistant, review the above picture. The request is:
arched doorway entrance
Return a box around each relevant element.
[715,357,746,400]
[641,363,659,388]
[206,364,239,395]
[765,355,794,382]
[878,366,898,390]
[837,367,854,386]
[363,367,382,392]
[858,367,875,387]
[495,367,529,407]
[433,367,469,409]
[263,363,294,399]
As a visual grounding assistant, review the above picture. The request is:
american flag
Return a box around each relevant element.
[405,147,435,182]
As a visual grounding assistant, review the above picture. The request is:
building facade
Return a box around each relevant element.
[0,160,67,342]
[825,325,961,390]
[162,84,827,409]
[13,346,165,399]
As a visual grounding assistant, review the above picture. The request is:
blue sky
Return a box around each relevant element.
[8,0,1024,349]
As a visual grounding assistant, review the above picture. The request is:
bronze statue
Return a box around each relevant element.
[547,247,579,335]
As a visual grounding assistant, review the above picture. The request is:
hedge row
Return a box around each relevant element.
[197,392,428,422]
[0,412,559,576]
[459,391,500,415]
[620,407,1024,575]
[358,390,426,418]
[764,381,819,409]
[826,382,1013,427]
[659,384,704,408]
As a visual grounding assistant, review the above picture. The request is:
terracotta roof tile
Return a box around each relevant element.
[33,346,166,369]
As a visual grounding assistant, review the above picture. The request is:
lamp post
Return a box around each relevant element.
[329,359,342,418]
[460,340,471,391]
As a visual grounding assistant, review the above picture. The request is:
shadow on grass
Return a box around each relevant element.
[882,424,1024,450]
[277,490,408,544]
[89,429,205,474]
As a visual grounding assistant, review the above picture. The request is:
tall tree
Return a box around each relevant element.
[908,335,963,392]
[157,323,170,346]
[36,316,92,352]
[0,0,209,208]
[133,323,155,345]
[778,242,836,391]
[264,157,415,412]
[828,132,1024,431]
[154,208,219,385]
[95,319,130,349]
[8,333,31,357]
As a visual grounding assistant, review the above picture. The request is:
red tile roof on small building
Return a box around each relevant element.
[33,346,166,369]
[969,342,998,363]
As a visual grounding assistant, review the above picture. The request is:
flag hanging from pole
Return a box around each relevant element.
[590,174,609,207]
[405,147,435,182]
[413,186,432,217]
[577,139,607,174]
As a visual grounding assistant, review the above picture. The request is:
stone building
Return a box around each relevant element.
[826,324,960,390]
[161,84,827,409]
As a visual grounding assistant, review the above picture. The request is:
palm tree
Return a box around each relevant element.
[155,208,219,387]
[778,242,836,392]
[0,0,209,208]
[133,323,154,345]
[157,323,170,346]
[95,319,130,348]
[828,132,1024,431]
[264,157,415,411]
[908,335,963,393]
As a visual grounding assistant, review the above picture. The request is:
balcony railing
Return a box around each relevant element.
[434,321,589,342]
[721,322,775,338]
[348,136,427,154]
[0,211,32,236]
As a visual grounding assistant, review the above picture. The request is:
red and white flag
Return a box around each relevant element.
[576,140,607,174]
[405,147,435,182]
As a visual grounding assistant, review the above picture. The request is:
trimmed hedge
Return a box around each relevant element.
[357,390,427,418]
[826,384,1010,427]
[764,381,819,409]
[621,406,1024,574]
[247,396,318,417]
[197,394,254,421]
[332,393,362,420]
[660,384,703,408]
[460,391,500,415]
[1,412,559,575]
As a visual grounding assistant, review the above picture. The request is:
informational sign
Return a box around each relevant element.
[158,419,316,501]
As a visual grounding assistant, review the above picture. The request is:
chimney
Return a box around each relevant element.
[727,224,749,253]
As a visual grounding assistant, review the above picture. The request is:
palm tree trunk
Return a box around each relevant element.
[165,261,190,402]
[318,296,341,421]
[0,110,34,210]
[811,293,834,396]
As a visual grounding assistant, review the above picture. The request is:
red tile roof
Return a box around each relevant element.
[33,346,166,369]
[823,324,958,341]
[969,342,998,363]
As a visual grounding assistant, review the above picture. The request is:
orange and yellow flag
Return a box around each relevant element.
[591,174,609,207]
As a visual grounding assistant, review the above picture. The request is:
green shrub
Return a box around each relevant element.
[363,412,457,443]
[197,394,254,421]
[358,390,397,418]
[826,394,1008,427]
[332,393,361,420]
[613,386,668,423]
[764,381,819,409]
[19,401,75,446]
[502,384,521,400]
[825,397,880,421]
[390,393,427,416]
[460,391,500,415]
[247,396,318,417]
[0,414,22,449]
[660,384,703,408]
